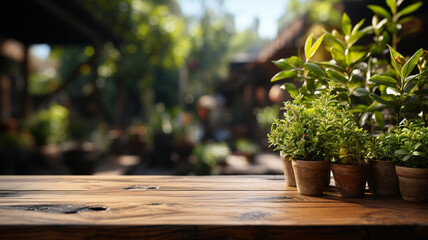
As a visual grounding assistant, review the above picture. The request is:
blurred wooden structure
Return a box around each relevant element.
[1,175,428,239]
[0,0,120,120]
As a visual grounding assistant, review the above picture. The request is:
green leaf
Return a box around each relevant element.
[324,32,346,52]
[414,142,422,150]
[288,56,304,66]
[370,93,392,105]
[348,51,368,67]
[395,149,408,155]
[412,151,427,157]
[403,79,418,94]
[399,2,423,17]
[272,59,294,70]
[349,26,373,46]
[401,48,423,78]
[271,70,298,82]
[403,155,411,161]
[319,61,346,73]
[351,104,368,113]
[306,78,316,93]
[307,34,325,60]
[374,111,385,128]
[353,88,370,97]
[366,101,382,112]
[304,62,325,77]
[369,75,398,88]
[342,13,352,36]
[304,33,313,61]
[366,57,372,80]
[282,83,299,99]
[345,49,352,67]
[326,69,347,84]
[386,0,396,14]
[351,19,365,36]
[388,45,404,75]
[359,112,370,126]
[367,5,392,20]
[330,48,346,68]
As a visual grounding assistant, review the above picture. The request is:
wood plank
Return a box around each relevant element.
[1,226,428,240]
[1,175,428,240]
[0,175,288,191]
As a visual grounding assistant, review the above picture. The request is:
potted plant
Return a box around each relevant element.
[324,100,370,198]
[367,133,400,196]
[389,120,428,202]
[268,93,334,195]
[268,32,328,189]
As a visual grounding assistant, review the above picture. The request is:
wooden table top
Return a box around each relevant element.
[1,175,428,239]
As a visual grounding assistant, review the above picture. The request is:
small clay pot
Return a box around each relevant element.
[292,160,330,196]
[396,166,428,203]
[280,152,296,187]
[368,161,400,196]
[331,163,368,198]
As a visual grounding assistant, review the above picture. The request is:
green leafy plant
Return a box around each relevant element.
[390,120,428,168]
[268,91,368,164]
[369,47,427,125]
[270,33,327,101]
[271,0,426,131]
[368,0,423,50]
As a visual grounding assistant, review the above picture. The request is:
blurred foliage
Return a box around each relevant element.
[184,3,235,100]
[235,138,260,156]
[0,132,32,151]
[254,105,280,130]
[27,103,69,146]
[278,0,341,31]
[49,0,192,125]
[193,141,230,174]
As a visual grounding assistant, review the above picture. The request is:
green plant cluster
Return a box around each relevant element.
[272,0,426,129]
[268,92,368,164]
[269,0,427,168]
[375,120,428,168]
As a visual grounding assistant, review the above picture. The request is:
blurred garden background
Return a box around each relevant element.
[1,0,427,175]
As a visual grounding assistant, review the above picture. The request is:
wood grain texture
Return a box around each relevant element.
[1,175,428,239]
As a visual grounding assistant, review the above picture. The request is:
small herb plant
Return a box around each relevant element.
[391,120,428,168]
[268,91,368,164]
[268,97,323,161]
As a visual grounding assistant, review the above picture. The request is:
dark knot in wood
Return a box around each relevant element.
[10,204,109,214]
[124,185,159,190]
[239,211,271,221]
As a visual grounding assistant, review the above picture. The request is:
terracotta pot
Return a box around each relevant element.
[292,160,330,196]
[396,166,428,202]
[368,161,400,196]
[280,152,295,187]
[331,163,368,198]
